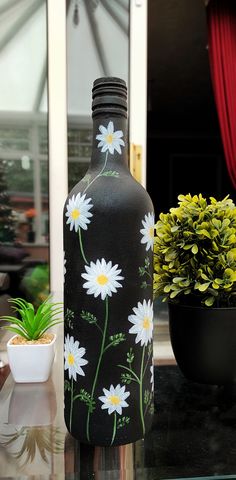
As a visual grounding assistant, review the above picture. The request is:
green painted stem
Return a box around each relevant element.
[143,346,152,378]
[69,378,73,432]
[78,227,88,264]
[83,151,109,194]
[86,296,109,442]
[118,364,140,383]
[140,346,145,436]
[111,412,117,446]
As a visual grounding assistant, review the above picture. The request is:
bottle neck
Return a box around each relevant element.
[90,114,128,170]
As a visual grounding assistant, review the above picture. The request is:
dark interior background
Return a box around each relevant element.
[147,0,235,217]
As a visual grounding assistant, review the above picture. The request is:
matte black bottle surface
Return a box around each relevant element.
[64,77,154,446]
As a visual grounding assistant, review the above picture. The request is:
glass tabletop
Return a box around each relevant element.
[0,325,236,479]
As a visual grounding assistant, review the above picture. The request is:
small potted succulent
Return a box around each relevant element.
[154,193,236,384]
[0,296,63,383]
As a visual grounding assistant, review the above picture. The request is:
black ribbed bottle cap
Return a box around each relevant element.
[92,77,127,117]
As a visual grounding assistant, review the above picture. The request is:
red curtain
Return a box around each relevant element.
[207,0,236,188]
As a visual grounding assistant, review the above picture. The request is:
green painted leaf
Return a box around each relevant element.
[121,373,132,384]
[82,173,91,183]
[109,333,126,346]
[127,348,134,364]
[75,389,96,412]
[81,310,98,324]
[101,170,119,177]
[64,380,71,392]
[117,416,130,429]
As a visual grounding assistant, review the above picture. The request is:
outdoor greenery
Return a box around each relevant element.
[0,296,63,340]
[0,161,16,242]
[153,193,236,307]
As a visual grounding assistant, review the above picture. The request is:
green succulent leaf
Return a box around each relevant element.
[0,296,63,341]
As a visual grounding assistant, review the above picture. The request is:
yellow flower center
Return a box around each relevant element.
[71,208,80,220]
[106,134,113,144]
[143,317,150,329]
[149,227,154,238]
[97,274,108,285]
[109,395,120,405]
[68,353,75,366]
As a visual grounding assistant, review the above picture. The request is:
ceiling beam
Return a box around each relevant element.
[0,0,44,55]
[84,1,110,76]
[100,0,128,35]
[115,0,129,13]
[0,0,25,17]
[66,0,72,15]
[33,56,47,112]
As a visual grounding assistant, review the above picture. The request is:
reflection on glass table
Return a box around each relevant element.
[8,379,57,426]
[0,324,236,479]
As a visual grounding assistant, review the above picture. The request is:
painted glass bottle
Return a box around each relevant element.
[63,77,154,446]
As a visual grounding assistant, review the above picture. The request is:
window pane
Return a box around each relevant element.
[66,0,130,185]
[0,0,49,311]
[68,161,89,192]
[2,158,33,194]
[0,127,30,152]
[40,160,49,243]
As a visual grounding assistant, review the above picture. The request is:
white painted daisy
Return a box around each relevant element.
[99,384,130,415]
[64,334,88,381]
[96,121,125,155]
[81,258,124,300]
[140,212,155,251]
[64,251,66,283]
[65,192,93,232]
[128,299,153,346]
[150,364,154,391]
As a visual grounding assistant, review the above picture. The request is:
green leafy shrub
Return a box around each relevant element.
[153,194,236,307]
[0,296,63,340]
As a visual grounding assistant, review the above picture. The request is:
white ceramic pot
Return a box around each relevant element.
[7,334,57,383]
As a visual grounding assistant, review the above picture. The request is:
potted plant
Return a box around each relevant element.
[153,193,236,385]
[0,296,63,383]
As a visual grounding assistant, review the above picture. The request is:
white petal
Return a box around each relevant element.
[114,130,123,138]
[116,405,122,415]
[101,144,109,153]
[99,125,107,134]
[111,144,115,154]
[96,134,105,141]
[107,121,114,134]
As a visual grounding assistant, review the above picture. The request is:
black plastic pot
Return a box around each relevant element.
[168,302,236,385]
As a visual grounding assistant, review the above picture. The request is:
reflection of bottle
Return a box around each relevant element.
[63,77,154,446]
[64,439,137,478]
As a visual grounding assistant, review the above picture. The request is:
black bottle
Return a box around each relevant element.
[63,77,154,446]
